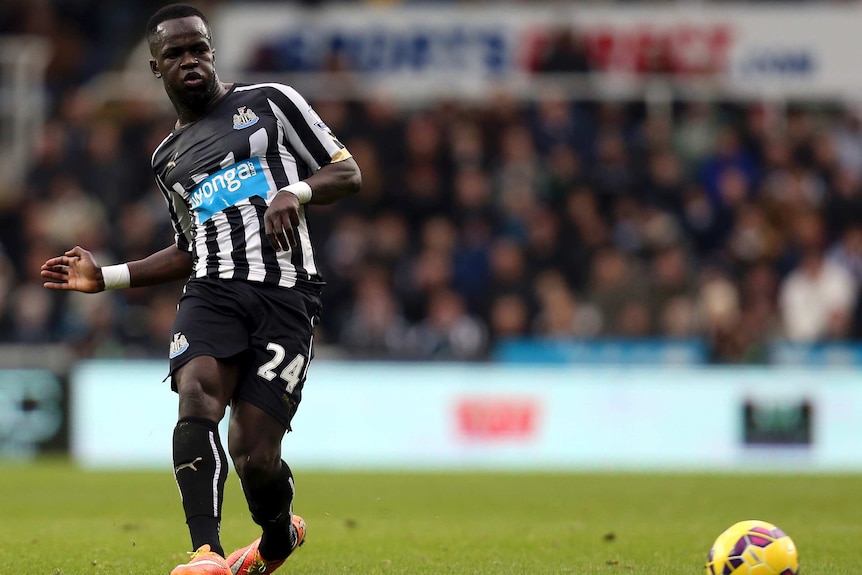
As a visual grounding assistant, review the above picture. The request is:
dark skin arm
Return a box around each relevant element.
[41,244,193,293]
[265,156,361,252]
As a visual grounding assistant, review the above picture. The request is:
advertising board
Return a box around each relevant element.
[71,361,862,472]
[213,4,862,99]
[0,369,67,457]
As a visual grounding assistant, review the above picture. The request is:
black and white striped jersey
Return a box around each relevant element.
[151,82,350,290]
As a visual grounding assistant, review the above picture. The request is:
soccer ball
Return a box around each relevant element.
[705,519,798,575]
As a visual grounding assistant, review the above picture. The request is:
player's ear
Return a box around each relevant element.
[150,59,162,79]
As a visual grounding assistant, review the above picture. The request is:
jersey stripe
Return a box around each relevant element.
[237,83,335,167]
[242,201,266,283]
[265,97,312,282]
[216,211,237,278]
[152,83,334,291]
[154,176,193,252]
[225,207,249,281]
[250,195,286,286]
[297,211,318,277]
[203,218,220,277]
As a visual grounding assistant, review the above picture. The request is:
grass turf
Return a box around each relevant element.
[1,460,859,574]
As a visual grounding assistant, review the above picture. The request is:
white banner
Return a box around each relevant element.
[71,361,862,471]
[210,4,862,99]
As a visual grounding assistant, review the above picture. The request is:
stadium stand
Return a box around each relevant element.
[2,0,862,365]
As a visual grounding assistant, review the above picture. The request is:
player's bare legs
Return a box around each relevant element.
[172,356,239,561]
[226,401,304,574]
[176,356,238,422]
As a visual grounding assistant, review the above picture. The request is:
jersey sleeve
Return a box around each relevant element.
[154,175,194,253]
[263,83,351,171]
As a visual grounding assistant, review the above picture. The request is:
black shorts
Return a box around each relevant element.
[168,277,321,430]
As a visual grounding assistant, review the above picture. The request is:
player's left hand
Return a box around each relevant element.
[264,190,302,252]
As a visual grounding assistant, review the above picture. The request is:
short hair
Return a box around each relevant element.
[146,4,211,50]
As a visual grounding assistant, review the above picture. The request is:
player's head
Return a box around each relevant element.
[147,4,220,112]
[147,4,212,53]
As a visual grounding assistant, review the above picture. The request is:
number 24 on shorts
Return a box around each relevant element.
[257,342,306,392]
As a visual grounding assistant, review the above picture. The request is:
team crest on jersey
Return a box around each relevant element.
[169,332,189,358]
[232,106,259,130]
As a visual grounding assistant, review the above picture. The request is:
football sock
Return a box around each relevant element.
[243,459,296,560]
[173,417,228,557]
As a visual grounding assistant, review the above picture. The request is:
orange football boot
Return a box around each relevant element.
[226,515,306,575]
[170,544,231,575]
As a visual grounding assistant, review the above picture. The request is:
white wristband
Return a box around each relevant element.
[101,263,131,290]
[280,181,312,204]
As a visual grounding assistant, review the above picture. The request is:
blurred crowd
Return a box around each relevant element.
[1,0,862,364]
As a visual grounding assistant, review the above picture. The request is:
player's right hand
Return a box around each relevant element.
[41,246,105,293]
[265,189,302,252]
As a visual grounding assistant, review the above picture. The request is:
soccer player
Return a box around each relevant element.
[40,4,361,574]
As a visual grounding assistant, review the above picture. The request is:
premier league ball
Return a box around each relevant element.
[705,520,798,575]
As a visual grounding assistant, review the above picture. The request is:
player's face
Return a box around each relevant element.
[149,16,219,111]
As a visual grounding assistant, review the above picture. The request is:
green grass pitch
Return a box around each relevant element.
[2,460,860,574]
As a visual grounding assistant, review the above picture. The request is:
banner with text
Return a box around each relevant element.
[71,361,862,472]
[213,4,862,99]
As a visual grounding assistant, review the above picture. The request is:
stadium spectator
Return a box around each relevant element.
[828,224,862,283]
[339,266,410,359]
[673,101,721,170]
[533,27,592,75]
[533,270,599,337]
[589,129,637,211]
[8,284,55,344]
[484,238,533,317]
[829,105,862,180]
[488,292,531,343]
[586,248,647,335]
[779,243,858,342]
[698,266,744,362]
[403,288,488,360]
[823,167,862,242]
[649,245,696,325]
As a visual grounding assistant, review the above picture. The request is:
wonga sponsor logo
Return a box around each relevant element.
[455,397,540,440]
[191,157,270,222]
